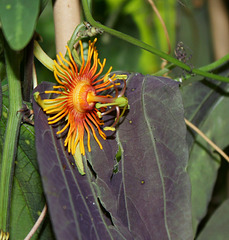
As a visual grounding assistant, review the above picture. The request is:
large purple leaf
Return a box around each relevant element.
[88,73,193,239]
[33,74,193,239]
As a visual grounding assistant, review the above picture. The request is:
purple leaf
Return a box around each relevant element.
[89,73,193,239]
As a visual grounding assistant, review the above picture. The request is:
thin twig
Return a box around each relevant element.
[32,63,38,89]
[185,118,229,162]
[147,0,171,54]
[24,204,47,240]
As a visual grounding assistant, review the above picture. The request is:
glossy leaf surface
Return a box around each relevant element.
[0,0,40,50]
[33,74,193,239]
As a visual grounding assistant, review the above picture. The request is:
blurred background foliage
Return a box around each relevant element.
[36,0,214,79]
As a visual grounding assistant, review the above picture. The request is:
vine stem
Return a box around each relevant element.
[0,44,23,233]
[81,0,229,83]
[147,0,171,54]
[24,205,47,240]
[176,53,229,83]
[185,118,229,162]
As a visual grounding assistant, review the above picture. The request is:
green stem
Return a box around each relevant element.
[34,41,54,71]
[65,22,85,60]
[82,0,229,83]
[0,43,23,233]
[153,63,175,76]
[199,54,229,71]
[176,54,229,83]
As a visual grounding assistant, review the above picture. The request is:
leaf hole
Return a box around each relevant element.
[112,146,122,175]
[97,198,114,226]
[87,160,97,179]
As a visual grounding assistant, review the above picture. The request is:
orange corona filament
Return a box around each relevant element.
[42,38,123,156]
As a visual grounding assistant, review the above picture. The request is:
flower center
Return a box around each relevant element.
[72,79,96,113]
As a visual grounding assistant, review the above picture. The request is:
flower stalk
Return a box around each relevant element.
[0,43,23,236]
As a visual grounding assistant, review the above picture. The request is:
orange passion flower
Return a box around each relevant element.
[36,38,128,159]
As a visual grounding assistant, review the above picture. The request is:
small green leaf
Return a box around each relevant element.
[183,79,229,235]
[0,0,40,50]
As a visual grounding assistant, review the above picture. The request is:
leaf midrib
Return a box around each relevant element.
[141,77,171,240]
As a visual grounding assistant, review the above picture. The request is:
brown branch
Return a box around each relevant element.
[185,118,229,162]
[24,204,47,240]
[147,0,171,54]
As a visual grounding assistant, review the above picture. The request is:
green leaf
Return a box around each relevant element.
[182,79,229,235]
[197,199,229,240]
[0,0,40,50]
[0,86,54,240]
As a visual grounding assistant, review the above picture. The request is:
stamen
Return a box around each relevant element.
[71,128,78,154]
[79,41,85,75]
[65,123,75,148]
[83,120,91,152]
[54,65,71,85]
[91,111,103,126]
[79,127,85,155]
[66,45,79,75]
[73,129,80,154]
[118,79,126,97]
[85,117,104,149]
[48,111,68,124]
[101,106,116,116]
[45,90,68,95]
[110,106,120,127]
[59,51,76,78]
[95,84,120,92]
[107,77,118,97]
[55,58,71,79]
[45,107,64,114]
[57,55,74,80]
[44,97,67,102]
[46,104,66,118]
[47,108,67,121]
[91,58,106,81]
[53,85,67,91]
[87,54,98,78]
[94,79,111,89]
[57,121,70,134]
